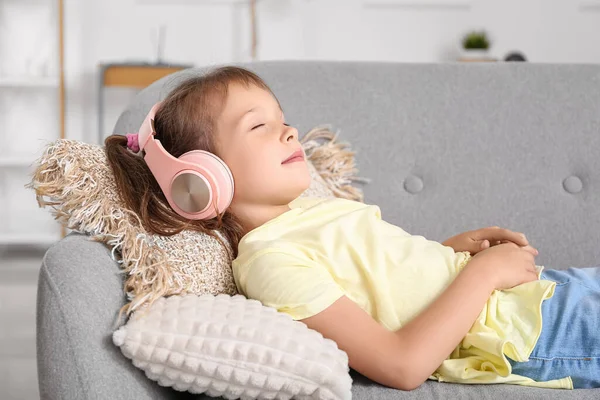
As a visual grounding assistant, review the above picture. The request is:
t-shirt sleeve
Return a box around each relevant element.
[238,251,345,320]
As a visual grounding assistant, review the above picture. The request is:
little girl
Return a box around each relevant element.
[106,66,600,391]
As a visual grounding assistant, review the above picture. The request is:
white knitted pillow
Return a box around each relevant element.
[113,294,352,400]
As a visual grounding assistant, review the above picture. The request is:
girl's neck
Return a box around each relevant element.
[231,202,292,235]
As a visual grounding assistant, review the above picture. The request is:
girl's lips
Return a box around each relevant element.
[282,156,305,164]
[282,150,305,164]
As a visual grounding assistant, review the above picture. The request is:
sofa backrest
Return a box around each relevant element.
[116,61,600,269]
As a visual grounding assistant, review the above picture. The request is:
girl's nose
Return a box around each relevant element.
[284,125,298,142]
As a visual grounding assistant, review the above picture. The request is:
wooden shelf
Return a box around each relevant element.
[98,62,191,140]
[102,64,189,88]
[0,0,65,246]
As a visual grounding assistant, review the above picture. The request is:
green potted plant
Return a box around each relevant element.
[460,30,492,61]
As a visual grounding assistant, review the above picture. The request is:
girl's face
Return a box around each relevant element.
[215,83,311,208]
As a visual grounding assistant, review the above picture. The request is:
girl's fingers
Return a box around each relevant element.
[521,245,539,256]
[483,227,529,246]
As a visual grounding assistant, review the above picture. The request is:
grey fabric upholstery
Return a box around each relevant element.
[37,62,600,399]
[37,233,195,400]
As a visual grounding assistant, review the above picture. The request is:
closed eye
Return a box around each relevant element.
[251,124,265,130]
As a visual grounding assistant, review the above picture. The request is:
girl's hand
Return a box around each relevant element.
[468,242,539,290]
[442,226,538,256]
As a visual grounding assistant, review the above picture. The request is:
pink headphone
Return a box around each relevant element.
[136,103,234,220]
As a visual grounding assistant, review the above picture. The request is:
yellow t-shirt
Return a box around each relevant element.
[232,197,572,389]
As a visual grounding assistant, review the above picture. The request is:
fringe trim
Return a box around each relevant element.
[301,125,369,202]
[26,130,366,324]
[25,139,180,324]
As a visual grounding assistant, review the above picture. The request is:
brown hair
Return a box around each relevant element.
[105,66,276,257]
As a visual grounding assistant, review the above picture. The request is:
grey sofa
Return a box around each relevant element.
[37,61,600,400]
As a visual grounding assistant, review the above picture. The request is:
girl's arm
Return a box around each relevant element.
[300,244,538,391]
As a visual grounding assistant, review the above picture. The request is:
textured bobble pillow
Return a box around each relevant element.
[113,294,352,400]
[29,125,365,315]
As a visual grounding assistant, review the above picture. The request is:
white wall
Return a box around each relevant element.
[1,0,599,240]
[64,0,600,144]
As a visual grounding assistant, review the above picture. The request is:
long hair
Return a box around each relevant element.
[105,66,276,257]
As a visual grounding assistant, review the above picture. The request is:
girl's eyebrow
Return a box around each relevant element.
[242,107,257,117]
[236,107,258,126]
[238,106,285,124]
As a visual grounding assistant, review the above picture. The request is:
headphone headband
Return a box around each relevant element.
[138,102,162,152]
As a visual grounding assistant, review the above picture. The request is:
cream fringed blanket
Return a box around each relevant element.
[26,126,366,320]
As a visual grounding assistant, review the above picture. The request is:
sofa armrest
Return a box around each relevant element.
[36,232,194,400]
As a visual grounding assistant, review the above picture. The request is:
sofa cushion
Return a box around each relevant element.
[113,294,352,400]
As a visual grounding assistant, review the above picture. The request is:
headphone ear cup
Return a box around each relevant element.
[170,171,213,216]
[177,150,234,219]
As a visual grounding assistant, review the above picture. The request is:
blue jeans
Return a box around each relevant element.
[508,267,600,389]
